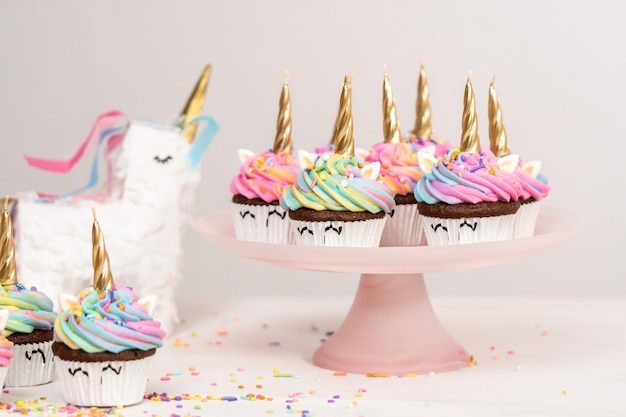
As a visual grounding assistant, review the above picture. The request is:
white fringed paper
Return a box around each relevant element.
[289,217,387,247]
[380,204,424,247]
[0,367,7,398]
[421,214,516,246]
[513,200,542,238]
[5,340,54,387]
[55,355,154,407]
[233,203,292,244]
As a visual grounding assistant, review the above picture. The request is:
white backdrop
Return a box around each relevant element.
[0,1,623,306]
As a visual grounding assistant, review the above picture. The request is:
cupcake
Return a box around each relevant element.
[0,310,15,397]
[280,76,395,247]
[488,77,550,238]
[230,72,300,244]
[364,69,425,246]
[52,209,165,407]
[405,64,452,157]
[414,74,522,245]
[0,197,56,387]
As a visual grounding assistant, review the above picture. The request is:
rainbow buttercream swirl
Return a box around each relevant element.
[0,337,13,366]
[280,152,395,213]
[0,284,56,337]
[230,150,300,203]
[55,285,165,353]
[415,147,523,205]
[512,164,550,201]
[365,142,423,196]
[406,133,452,157]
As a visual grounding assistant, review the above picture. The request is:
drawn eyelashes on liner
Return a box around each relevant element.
[266,209,286,227]
[298,225,343,236]
[25,348,46,364]
[68,364,122,380]
[239,210,256,219]
[154,155,173,164]
[431,221,478,232]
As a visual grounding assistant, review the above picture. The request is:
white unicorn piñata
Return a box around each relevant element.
[11,66,218,334]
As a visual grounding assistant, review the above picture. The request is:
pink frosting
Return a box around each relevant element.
[0,338,14,367]
[230,150,300,203]
[364,142,423,196]
[513,167,550,201]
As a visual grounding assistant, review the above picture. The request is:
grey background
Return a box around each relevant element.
[0,1,622,306]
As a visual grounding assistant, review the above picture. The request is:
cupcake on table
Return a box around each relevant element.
[280,76,395,247]
[414,73,523,245]
[364,68,424,246]
[52,209,165,407]
[488,76,550,238]
[0,196,56,387]
[230,72,300,244]
[406,64,452,157]
[0,310,15,397]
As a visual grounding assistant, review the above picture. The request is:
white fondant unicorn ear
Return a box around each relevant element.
[497,154,520,173]
[354,147,369,160]
[361,161,380,181]
[238,149,255,165]
[417,151,438,175]
[420,145,436,156]
[298,150,317,170]
[138,295,157,315]
[59,293,78,311]
[521,160,542,178]
[0,309,9,333]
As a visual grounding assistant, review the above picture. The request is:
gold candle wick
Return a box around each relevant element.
[459,71,481,154]
[333,75,355,157]
[412,62,433,138]
[488,74,510,157]
[91,208,114,292]
[0,196,17,286]
[272,71,293,154]
[382,66,402,144]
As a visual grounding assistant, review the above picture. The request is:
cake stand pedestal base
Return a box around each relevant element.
[313,272,469,375]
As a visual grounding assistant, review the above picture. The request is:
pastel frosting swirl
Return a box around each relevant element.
[513,164,550,201]
[230,150,300,203]
[365,142,423,196]
[55,285,165,353]
[0,284,56,337]
[406,133,452,157]
[0,337,14,366]
[280,152,395,213]
[415,147,523,205]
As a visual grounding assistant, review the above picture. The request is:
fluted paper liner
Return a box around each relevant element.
[421,214,516,246]
[5,340,55,386]
[289,217,386,247]
[233,203,293,244]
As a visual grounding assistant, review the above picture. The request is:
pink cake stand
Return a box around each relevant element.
[195,207,576,375]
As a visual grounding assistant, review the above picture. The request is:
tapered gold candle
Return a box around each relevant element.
[0,196,17,285]
[383,68,402,144]
[412,63,433,138]
[273,71,293,154]
[333,76,355,157]
[91,209,114,292]
[488,75,511,157]
[459,72,481,154]
[179,64,212,143]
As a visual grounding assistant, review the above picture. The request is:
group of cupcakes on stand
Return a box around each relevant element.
[230,66,550,248]
[0,197,165,406]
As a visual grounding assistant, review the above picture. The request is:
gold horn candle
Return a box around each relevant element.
[488,75,511,157]
[412,63,433,138]
[91,209,114,292]
[333,76,355,157]
[459,72,481,154]
[383,68,402,144]
[0,196,17,285]
[180,64,212,143]
[273,71,293,154]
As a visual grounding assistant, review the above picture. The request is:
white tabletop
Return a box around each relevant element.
[1,296,625,416]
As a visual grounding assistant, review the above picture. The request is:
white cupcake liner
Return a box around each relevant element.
[0,366,8,398]
[421,214,516,246]
[380,203,424,247]
[55,355,154,407]
[233,203,293,244]
[513,200,542,238]
[5,340,55,387]
[289,217,387,247]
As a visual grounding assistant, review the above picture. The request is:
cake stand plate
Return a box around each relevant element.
[194,207,576,374]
